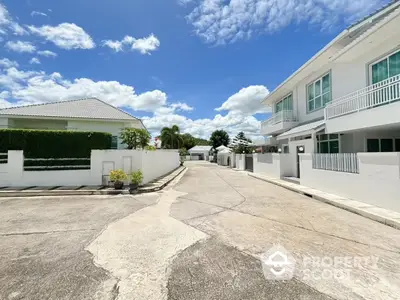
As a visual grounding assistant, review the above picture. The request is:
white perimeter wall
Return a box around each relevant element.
[300,153,400,213]
[0,149,179,187]
[253,153,297,178]
[236,154,245,170]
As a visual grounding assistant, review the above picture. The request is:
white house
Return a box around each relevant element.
[257,1,400,212]
[188,145,212,161]
[0,98,146,149]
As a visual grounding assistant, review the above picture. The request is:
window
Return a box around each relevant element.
[317,134,339,154]
[367,138,398,152]
[275,94,293,113]
[111,136,118,149]
[371,50,400,84]
[307,73,331,112]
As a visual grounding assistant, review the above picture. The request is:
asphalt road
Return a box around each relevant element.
[1,161,399,300]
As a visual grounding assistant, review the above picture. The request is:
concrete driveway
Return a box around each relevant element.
[1,161,399,300]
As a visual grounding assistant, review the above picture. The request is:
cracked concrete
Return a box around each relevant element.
[0,194,159,300]
[86,181,208,300]
[1,162,400,299]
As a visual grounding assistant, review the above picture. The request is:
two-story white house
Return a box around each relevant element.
[261,1,400,175]
[257,1,400,212]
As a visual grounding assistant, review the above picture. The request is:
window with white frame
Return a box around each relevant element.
[370,50,400,84]
[317,134,339,153]
[275,94,293,113]
[307,73,331,113]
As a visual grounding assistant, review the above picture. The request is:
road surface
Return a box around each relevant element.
[0,161,399,299]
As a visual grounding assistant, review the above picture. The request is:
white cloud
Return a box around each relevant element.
[186,0,385,44]
[29,57,41,64]
[102,40,123,52]
[0,58,19,68]
[122,35,135,44]
[28,23,95,49]
[0,66,168,112]
[0,91,12,108]
[0,2,28,36]
[216,85,270,115]
[131,34,160,54]
[6,41,36,53]
[178,0,194,5]
[102,34,160,54]
[37,50,57,57]
[9,23,28,35]
[31,11,47,17]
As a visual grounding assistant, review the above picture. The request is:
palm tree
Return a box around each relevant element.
[160,125,183,149]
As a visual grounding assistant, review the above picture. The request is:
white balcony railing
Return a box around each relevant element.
[325,74,400,120]
[262,110,297,126]
[312,153,359,174]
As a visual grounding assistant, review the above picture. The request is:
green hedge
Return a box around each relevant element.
[0,129,112,158]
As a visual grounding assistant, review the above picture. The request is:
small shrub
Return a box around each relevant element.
[130,170,143,185]
[145,145,156,151]
[109,169,127,182]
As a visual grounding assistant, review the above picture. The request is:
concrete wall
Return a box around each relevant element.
[0,149,179,187]
[300,153,400,213]
[11,118,68,130]
[253,153,297,178]
[236,154,245,170]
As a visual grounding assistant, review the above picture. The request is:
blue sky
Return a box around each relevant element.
[0,0,388,141]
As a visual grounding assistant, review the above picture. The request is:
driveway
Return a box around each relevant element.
[0,161,399,300]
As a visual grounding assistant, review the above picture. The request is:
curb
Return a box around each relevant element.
[0,166,187,198]
[248,172,400,230]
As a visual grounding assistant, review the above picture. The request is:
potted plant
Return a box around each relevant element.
[129,170,143,193]
[109,169,127,190]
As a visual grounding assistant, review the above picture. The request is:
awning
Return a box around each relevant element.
[277,120,325,140]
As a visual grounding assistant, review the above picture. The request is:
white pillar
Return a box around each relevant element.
[8,150,24,186]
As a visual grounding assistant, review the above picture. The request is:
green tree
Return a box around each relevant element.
[232,132,253,154]
[194,137,210,146]
[181,133,196,150]
[210,130,230,149]
[120,128,151,149]
[160,125,183,149]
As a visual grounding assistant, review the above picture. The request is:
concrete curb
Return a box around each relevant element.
[0,166,187,198]
[248,172,400,230]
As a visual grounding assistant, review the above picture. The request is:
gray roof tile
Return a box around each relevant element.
[0,98,139,121]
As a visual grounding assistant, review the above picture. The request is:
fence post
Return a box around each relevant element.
[7,150,24,186]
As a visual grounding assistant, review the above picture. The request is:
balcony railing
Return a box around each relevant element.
[325,74,400,120]
[262,110,297,126]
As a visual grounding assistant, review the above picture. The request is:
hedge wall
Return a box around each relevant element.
[0,129,112,158]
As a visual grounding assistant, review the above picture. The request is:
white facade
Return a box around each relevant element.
[0,149,179,187]
[188,146,212,161]
[255,3,400,212]
[261,2,400,156]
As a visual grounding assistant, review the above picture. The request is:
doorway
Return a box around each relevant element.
[296,145,305,178]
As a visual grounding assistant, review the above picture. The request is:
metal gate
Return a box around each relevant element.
[245,154,253,172]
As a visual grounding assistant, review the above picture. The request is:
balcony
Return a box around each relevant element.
[261,110,298,136]
[325,75,400,133]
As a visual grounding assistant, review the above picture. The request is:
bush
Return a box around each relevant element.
[130,170,143,185]
[0,129,112,158]
[109,169,127,182]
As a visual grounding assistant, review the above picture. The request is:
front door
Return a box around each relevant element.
[296,145,305,178]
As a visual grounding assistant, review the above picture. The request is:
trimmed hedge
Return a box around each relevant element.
[0,129,112,158]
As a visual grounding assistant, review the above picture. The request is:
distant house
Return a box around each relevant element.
[0,98,145,149]
[188,145,212,161]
